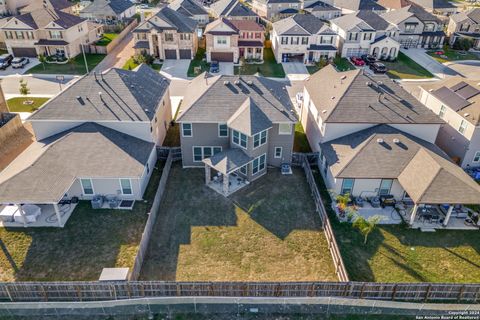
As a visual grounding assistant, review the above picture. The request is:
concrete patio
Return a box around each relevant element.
[0,203,76,228]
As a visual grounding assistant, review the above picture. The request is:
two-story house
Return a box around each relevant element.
[251,0,301,20]
[304,1,342,21]
[271,14,338,64]
[381,3,445,48]
[330,10,400,59]
[205,18,264,62]
[169,0,210,27]
[0,65,172,226]
[209,0,259,21]
[408,0,457,16]
[331,0,386,14]
[80,0,136,22]
[448,8,480,50]
[133,7,198,60]
[419,77,480,169]
[0,6,101,58]
[301,65,480,228]
[1,0,73,15]
[176,73,296,196]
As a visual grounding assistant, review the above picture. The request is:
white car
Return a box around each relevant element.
[11,57,30,69]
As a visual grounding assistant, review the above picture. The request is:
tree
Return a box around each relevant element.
[37,53,47,70]
[67,57,76,71]
[352,214,383,245]
[19,79,33,105]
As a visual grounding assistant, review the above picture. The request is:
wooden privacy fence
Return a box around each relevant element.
[87,19,138,55]
[0,282,479,303]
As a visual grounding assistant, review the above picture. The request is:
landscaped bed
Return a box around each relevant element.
[140,164,337,281]
[313,168,480,283]
[26,54,106,75]
[188,48,210,77]
[0,161,164,282]
[6,97,50,113]
[234,48,285,78]
[95,33,119,46]
[122,57,162,71]
[427,46,479,63]
[384,52,434,79]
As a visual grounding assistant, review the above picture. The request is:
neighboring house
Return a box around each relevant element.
[331,0,386,14]
[419,77,480,168]
[209,0,259,21]
[169,0,210,26]
[330,10,400,59]
[376,0,413,11]
[176,73,296,196]
[303,1,342,21]
[447,8,480,50]
[251,0,301,20]
[204,18,264,62]
[19,0,74,14]
[0,6,101,57]
[408,0,457,15]
[133,7,198,60]
[271,14,338,63]
[79,0,136,22]
[381,3,445,48]
[302,65,480,227]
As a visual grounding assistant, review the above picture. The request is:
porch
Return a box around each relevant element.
[239,42,263,61]
[35,39,71,58]
[0,203,76,228]
[402,204,479,231]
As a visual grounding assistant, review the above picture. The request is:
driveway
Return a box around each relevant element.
[160,59,190,80]
[0,58,40,77]
[219,62,234,75]
[400,48,458,79]
[93,33,134,72]
[282,62,309,81]
[446,60,480,79]
[1,74,77,99]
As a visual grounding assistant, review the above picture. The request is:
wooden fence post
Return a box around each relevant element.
[424,285,432,302]
[391,284,398,300]
[458,285,466,302]
[4,284,13,302]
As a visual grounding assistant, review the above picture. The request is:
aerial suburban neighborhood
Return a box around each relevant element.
[0,0,480,318]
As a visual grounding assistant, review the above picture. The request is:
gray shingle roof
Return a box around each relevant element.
[169,0,208,16]
[177,74,296,126]
[227,97,273,136]
[409,0,455,9]
[14,8,85,29]
[81,0,134,15]
[210,0,258,17]
[305,1,340,11]
[356,10,391,30]
[381,4,439,24]
[305,65,443,124]
[0,123,154,204]
[29,65,170,122]
[136,6,197,33]
[320,125,480,204]
[333,0,385,11]
[203,148,253,174]
[273,14,334,35]
[20,0,73,13]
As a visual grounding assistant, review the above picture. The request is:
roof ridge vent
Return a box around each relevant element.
[377,138,384,143]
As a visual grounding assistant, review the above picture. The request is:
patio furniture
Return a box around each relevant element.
[380,195,396,208]
[354,197,364,207]
[14,204,41,224]
[0,205,18,222]
[370,196,381,208]
[91,195,104,209]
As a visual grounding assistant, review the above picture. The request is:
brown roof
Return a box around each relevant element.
[376,0,412,9]
[229,19,264,31]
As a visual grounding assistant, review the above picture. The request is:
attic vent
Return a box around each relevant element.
[341,75,347,81]
[131,85,135,88]
[98,91,103,98]
[366,82,372,86]
[223,81,230,85]
[393,138,400,144]
[322,110,327,113]
[464,113,470,117]
[76,96,85,105]
[429,89,433,92]
[247,81,253,86]
[377,81,383,86]
[377,138,384,143]
[234,80,240,85]
[331,96,335,100]
[144,108,149,113]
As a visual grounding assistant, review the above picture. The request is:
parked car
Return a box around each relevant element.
[210,60,219,73]
[0,54,13,70]
[11,57,30,69]
[370,62,387,74]
[361,54,376,65]
[350,56,365,66]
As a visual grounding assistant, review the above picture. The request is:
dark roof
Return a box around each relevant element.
[305,1,340,11]
[308,44,337,51]
[356,10,391,30]
[333,0,386,11]
[211,0,258,17]
[203,148,253,175]
[279,8,299,14]
[238,40,263,47]
[133,40,150,49]
[137,6,198,33]
[291,14,326,33]
[409,0,455,9]
[0,123,154,204]
[229,19,264,31]
[227,97,273,136]
[29,65,170,122]
[20,0,73,13]
[431,82,480,111]
[34,39,69,45]
[15,8,85,29]
[267,0,300,3]
[169,0,208,16]
[81,0,134,15]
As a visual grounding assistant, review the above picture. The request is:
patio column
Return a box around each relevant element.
[409,204,418,225]
[205,165,211,185]
[443,205,454,227]
[53,203,62,227]
[223,173,229,196]
[17,204,27,228]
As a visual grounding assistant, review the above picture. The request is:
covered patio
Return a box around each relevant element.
[203,148,253,196]
[35,39,71,58]
[0,202,76,228]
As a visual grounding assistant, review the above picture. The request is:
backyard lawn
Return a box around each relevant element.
[313,168,480,283]
[188,48,210,77]
[0,161,164,282]
[6,97,49,112]
[294,122,312,153]
[384,52,434,79]
[234,48,286,78]
[140,164,336,281]
[122,57,162,71]
[26,54,106,75]
[95,33,119,46]
[427,46,479,63]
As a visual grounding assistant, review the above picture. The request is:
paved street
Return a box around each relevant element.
[400,48,458,79]
[0,74,77,99]
[93,33,134,72]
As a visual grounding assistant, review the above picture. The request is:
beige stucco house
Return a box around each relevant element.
[251,0,301,20]
[79,0,136,22]
[447,8,480,50]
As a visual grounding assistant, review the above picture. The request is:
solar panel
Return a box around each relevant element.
[455,85,480,100]
[431,86,471,111]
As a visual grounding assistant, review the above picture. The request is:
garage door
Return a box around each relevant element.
[11,47,37,57]
[345,48,368,57]
[164,49,177,59]
[179,49,191,59]
[211,52,233,62]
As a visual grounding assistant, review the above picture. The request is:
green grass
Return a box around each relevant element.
[122,57,162,71]
[6,97,49,112]
[313,169,480,283]
[140,165,336,281]
[294,122,312,153]
[427,45,479,63]
[26,54,106,75]
[95,33,119,46]
[306,64,322,74]
[162,123,180,147]
[234,48,286,78]
[333,57,355,71]
[0,161,164,282]
[384,52,434,79]
[188,48,210,77]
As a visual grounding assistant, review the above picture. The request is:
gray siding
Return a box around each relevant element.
[268,123,294,167]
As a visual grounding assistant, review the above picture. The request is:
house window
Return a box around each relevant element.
[341,178,354,195]
[363,33,372,41]
[281,37,288,44]
[255,32,261,39]
[180,33,191,40]
[193,146,222,162]
[120,179,133,195]
[253,130,267,148]
[474,151,480,163]
[459,120,467,135]
[232,130,247,148]
[15,31,24,39]
[165,33,174,41]
[240,164,247,175]
[291,37,299,45]
[193,147,202,161]
[49,30,62,39]
[5,31,12,39]
[252,154,266,175]
[301,37,308,45]
[182,123,192,137]
[405,23,417,33]
[348,32,358,41]
[379,179,393,196]
[216,36,227,45]
[80,179,94,195]
[424,23,435,32]
[439,105,446,118]
[274,147,282,158]
[218,124,228,137]
[278,123,292,135]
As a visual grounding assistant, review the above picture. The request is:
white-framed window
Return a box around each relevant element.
[274,147,282,158]
[182,123,192,137]
[278,123,292,135]
[459,120,467,135]
[49,30,62,39]
[119,178,133,195]
[252,154,266,175]
[216,36,227,45]
[218,124,228,137]
[193,146,222,162]
[378,179,393,196]
[474,151,480,163]
[232,130,247,148]
[439,105,446,118]
[80,178,94,195]
[253,130,267,148]
[239,164,247,175]
[341,178,354,195]
[281,37,288,45]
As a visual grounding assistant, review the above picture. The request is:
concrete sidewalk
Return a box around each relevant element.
[400,48,458,79]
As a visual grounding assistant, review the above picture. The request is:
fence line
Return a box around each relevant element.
[87,19,138,55]
[130,150,174,280]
